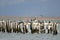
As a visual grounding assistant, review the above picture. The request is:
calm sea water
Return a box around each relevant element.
[0,24,60,40]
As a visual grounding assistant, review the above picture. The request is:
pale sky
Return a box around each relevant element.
[0,0,60,17]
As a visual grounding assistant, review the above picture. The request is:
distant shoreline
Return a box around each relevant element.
[0,16,60,20]
[0,16,60,24]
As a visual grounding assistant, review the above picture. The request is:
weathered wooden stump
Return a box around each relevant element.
[0,21,2,32]
[12,22,17,33]
[6,20,12,33]
[53,23,58,35]
[31,20,40,34]
[23,25,28,34]
[40,22,45,33]
[1,20,6,32]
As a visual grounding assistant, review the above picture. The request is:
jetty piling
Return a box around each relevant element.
[0,16,59,35]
